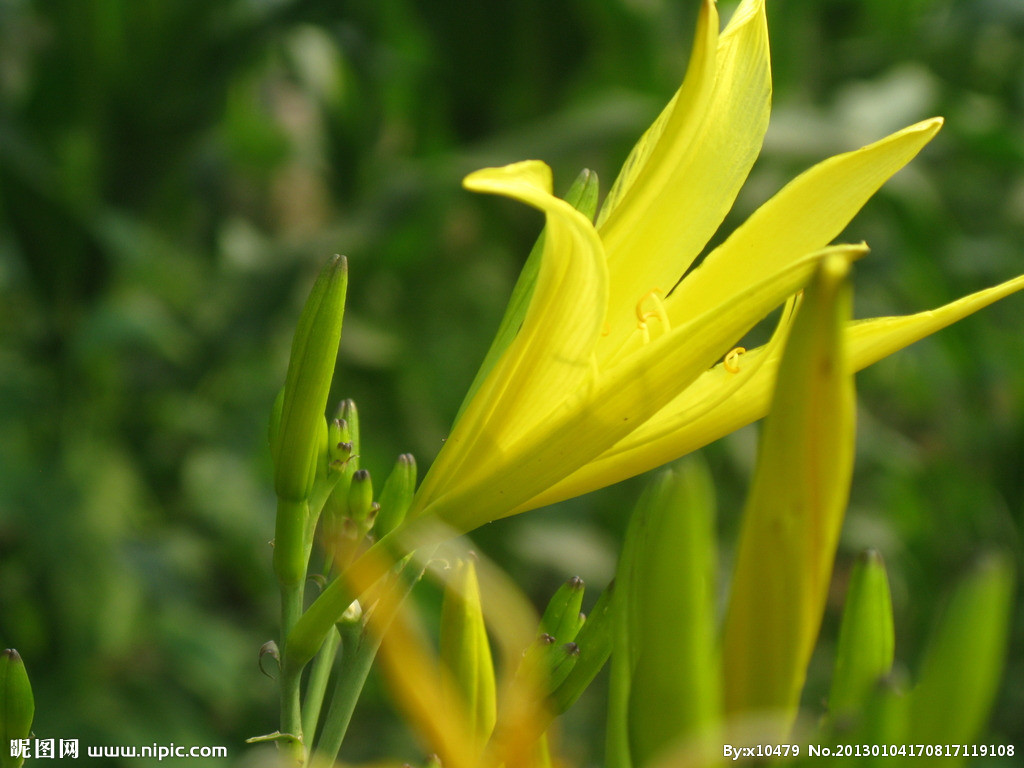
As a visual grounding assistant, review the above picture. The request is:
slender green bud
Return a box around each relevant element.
[518,633,557,690]
[347,469,374,527]
[552,581,614,714]
[1,649,34,768]
[375,453,417,539]
[548,642,581,691]
[563,167,600,223]
[336,399,360,471]
[540,576,585,644]
[829,549,895,719]
[626,461,720,766]
[327,419,353,471]
[273,254,348,503]
[722,254,854,731]
[323,419,355,520]
[439,559,497,747]
[908,554,1014,745]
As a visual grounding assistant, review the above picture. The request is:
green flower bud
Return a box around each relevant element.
[327,419,353,471]
[829,549,895,720]
[539,576,585,644]
[908,554,1014,746]
[563,166,600,223]
[439,559,497,747]
[322,419,355,523]
[375,453,417,539]
[335,400,360,471]
[551,581,613,714]
[273,255,348,503]
[1,649,34,768]
[548,642,581,691]
[624,461,720,766]
[347,469,374,527]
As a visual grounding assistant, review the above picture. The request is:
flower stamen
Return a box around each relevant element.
[724,347,746,374]
[635,289,671,344]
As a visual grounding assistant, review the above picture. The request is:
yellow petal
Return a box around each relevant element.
[595,0,719,228]
[667,117,943,327]
[525,273,1024,511]
[845,273,1024,368]
[421,244,866,531]
[598,0,770,361]
[409,161,608,518]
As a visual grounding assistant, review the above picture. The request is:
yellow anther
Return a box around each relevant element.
[635,289,670,342]
[602,322,612,337]
[724,347,746,374]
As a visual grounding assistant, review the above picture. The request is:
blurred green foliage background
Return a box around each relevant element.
[1,0,1022,765]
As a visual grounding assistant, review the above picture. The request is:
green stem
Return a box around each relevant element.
[311,622,382,766]
[280,580,307,755]
[301,625,342,742]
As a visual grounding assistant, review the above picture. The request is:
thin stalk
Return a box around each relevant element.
[312,622,382,766]
[310,548,424,765]
[301,626,342,742]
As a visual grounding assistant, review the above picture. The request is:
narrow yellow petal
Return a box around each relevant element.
[595,0,719,228]
[845,273,1024,369]
[722,253,855,727]
[667,117,943,327]
[409,161,608,517]
[598,0,770,361]
[524,273,1024,512]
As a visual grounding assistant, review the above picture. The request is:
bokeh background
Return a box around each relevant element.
[1,0,1022,765]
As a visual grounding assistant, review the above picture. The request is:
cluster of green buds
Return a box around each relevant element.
[435,559,614,765]
[268,256,419,592]
[1,649,34,768]
[262,254,420,763]
[525,575,613,717]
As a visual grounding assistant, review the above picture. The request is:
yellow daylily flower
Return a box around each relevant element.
[405,0,1024,533]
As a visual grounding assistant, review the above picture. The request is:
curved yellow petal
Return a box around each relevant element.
[409,161,608,517]
[598,0,771,362]
[523,273,1024,512]
[667,117,943,327]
